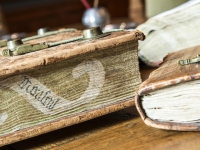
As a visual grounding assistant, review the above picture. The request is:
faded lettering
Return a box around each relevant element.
[0,59,105,115]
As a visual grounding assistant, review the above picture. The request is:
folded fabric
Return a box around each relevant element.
[137,0,200,66]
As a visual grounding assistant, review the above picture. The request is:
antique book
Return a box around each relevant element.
[137,0,200,66]
[0,27,145,146]
[136,45,200,131]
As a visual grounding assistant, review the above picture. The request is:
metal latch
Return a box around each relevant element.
[0,27,77,48]
[2,39,49,56]
[2,26,122,56]
[178,55,200,66]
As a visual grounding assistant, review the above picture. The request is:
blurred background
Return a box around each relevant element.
[0,0,188,36]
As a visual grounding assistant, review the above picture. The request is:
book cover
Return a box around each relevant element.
[136,44,200,131]
[0,29,145,146]
[137,0,200,67]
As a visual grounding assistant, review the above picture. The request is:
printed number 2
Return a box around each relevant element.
[0,59,105,121]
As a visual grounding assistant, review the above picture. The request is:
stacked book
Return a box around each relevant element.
[1,0,200,147]
[0,27,145,146]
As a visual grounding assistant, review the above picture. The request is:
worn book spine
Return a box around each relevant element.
[135,45,200,131]
[0,30,145,146]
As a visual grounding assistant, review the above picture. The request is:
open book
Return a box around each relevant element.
[136,45,200,131]
[137,0,200,66]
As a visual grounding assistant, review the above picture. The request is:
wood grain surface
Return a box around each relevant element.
[5,116,200,150]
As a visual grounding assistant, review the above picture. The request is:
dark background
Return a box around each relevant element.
[0,0,129,33]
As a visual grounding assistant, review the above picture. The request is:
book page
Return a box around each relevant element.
[142,79,200,123]
[137,0,200,66]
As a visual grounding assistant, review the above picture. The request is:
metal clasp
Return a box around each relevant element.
[0,27,77,48]
[178,55,200,66]
[81,26,110,40]
[2,26,121,56]
[2,39,49,56]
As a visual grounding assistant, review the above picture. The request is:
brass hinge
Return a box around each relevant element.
[178,55,200,66]
[2,27,123,57]
[0,27,77,48]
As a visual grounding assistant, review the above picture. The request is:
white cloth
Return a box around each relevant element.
[137,0,200,66]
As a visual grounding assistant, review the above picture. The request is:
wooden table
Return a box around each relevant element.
[1,64,200,150]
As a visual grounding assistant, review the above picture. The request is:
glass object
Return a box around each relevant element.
[82,7,110,28]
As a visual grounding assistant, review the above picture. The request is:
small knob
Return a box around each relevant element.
[7,39,23,51]
[82,26,110,40]
[37,27,50,35]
